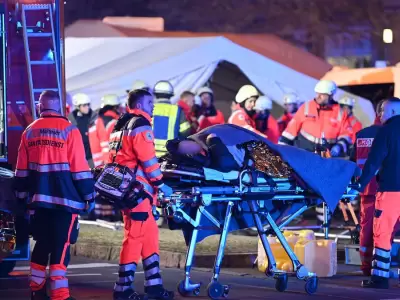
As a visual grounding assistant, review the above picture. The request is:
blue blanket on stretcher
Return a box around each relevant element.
[177,124,360,244]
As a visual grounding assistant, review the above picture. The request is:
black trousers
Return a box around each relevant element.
[30,208,79,297]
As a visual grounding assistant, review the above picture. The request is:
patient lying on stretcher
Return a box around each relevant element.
[164,133,293,178]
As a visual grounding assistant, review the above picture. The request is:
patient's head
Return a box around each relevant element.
[177,140,203,155]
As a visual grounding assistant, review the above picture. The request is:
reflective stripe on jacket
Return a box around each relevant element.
[14,112,95,213]
[279,100,353,153]
[109,109,164,196]
[153,102,191,157]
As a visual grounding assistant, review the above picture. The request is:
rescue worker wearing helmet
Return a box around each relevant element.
[88,94,121,168]
[228,85,266,137]
[277,93,299,135]
[196,86,225,131]
[253,96,280,143]
[152,80,191,157]
[68,93,96,168]
[126,80,151,94]
[110,89,174,300]
[279,80,353,157]
[338,95,363,143]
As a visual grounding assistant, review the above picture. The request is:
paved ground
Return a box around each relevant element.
[1,257,399,300]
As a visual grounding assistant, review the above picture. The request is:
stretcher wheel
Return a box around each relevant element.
[304,276,318,295]
[177,280,200,297]
[274,273,288,292]
[207,281,224,299]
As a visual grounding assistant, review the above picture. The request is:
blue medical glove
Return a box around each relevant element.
[159,184,173,197]
[85,201,95,214]
[330,145,341,157]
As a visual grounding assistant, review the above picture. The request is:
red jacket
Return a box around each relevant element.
[177,100,199,134]
[277,113,293,135]
[228,105,265,137]
[198,109,225,131]
[89,110,119,167]
[254,113,280,143]
[351,117,381,196]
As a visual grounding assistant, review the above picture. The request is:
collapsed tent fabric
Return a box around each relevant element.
[65,36,375,126]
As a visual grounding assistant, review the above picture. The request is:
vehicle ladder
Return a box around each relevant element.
[20,3,62,120]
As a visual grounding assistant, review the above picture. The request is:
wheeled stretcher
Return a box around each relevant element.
[159,160,359,299]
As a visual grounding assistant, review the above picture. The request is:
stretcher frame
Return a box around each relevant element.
[160,167,358,299]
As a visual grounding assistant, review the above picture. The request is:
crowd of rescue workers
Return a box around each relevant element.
[13,77,400,300]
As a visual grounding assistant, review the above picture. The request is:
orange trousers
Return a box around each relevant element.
[373,192,400,250]
[360,194,400,274]
[114,198,163,293]
[370,192,400,279]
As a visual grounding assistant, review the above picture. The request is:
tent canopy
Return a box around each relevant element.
[65,36,375,126]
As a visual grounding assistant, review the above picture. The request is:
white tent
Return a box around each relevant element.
[66,36,375,126]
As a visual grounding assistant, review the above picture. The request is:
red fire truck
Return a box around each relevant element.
[0,0,65,275]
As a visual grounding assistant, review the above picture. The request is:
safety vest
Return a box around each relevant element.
[152,103,182,157]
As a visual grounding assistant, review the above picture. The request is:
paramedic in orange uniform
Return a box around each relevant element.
[196,87,225,131]
[254,96,280,143]
[277,93,299,135]
[109,89,174,300]
[338,96,363,142]
[353,97,400,289]
[228,85,266,137]
[279,80,353,157]
[14,90,95,300]
[89,94,121,167]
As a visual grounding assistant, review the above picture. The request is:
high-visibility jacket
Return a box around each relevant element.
[348,114,363,141]
[228,105,266,137]
[350,118,381,196]
[152,101,191,157]
[279,100,353,154]
[14,111,95,213]
[197,109,225,131]
[88,109,119,167]
[254,113,280,143]
[109,109,164,196]
[277,112,294,135]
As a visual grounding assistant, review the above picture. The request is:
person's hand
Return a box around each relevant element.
[159,184,173,197]
[85,201,95,214]
[330,145,341,157]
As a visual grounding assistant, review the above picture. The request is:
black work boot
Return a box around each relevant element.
[113,289,148,300]
[145,287,174,300]
[361,276,389,289]
[31,286,50,300]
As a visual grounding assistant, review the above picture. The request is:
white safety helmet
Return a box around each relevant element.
[197,86,213,96]
[283,93,298,105]
[154,80,174,96]
[314,80,337,96]
[101,94,120,107]
[131,80,150,92]
[338,96,355,107]
[72,93,91,106]
[255,96,273,111]
[194,95,202,106]
[235,85,259,103]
